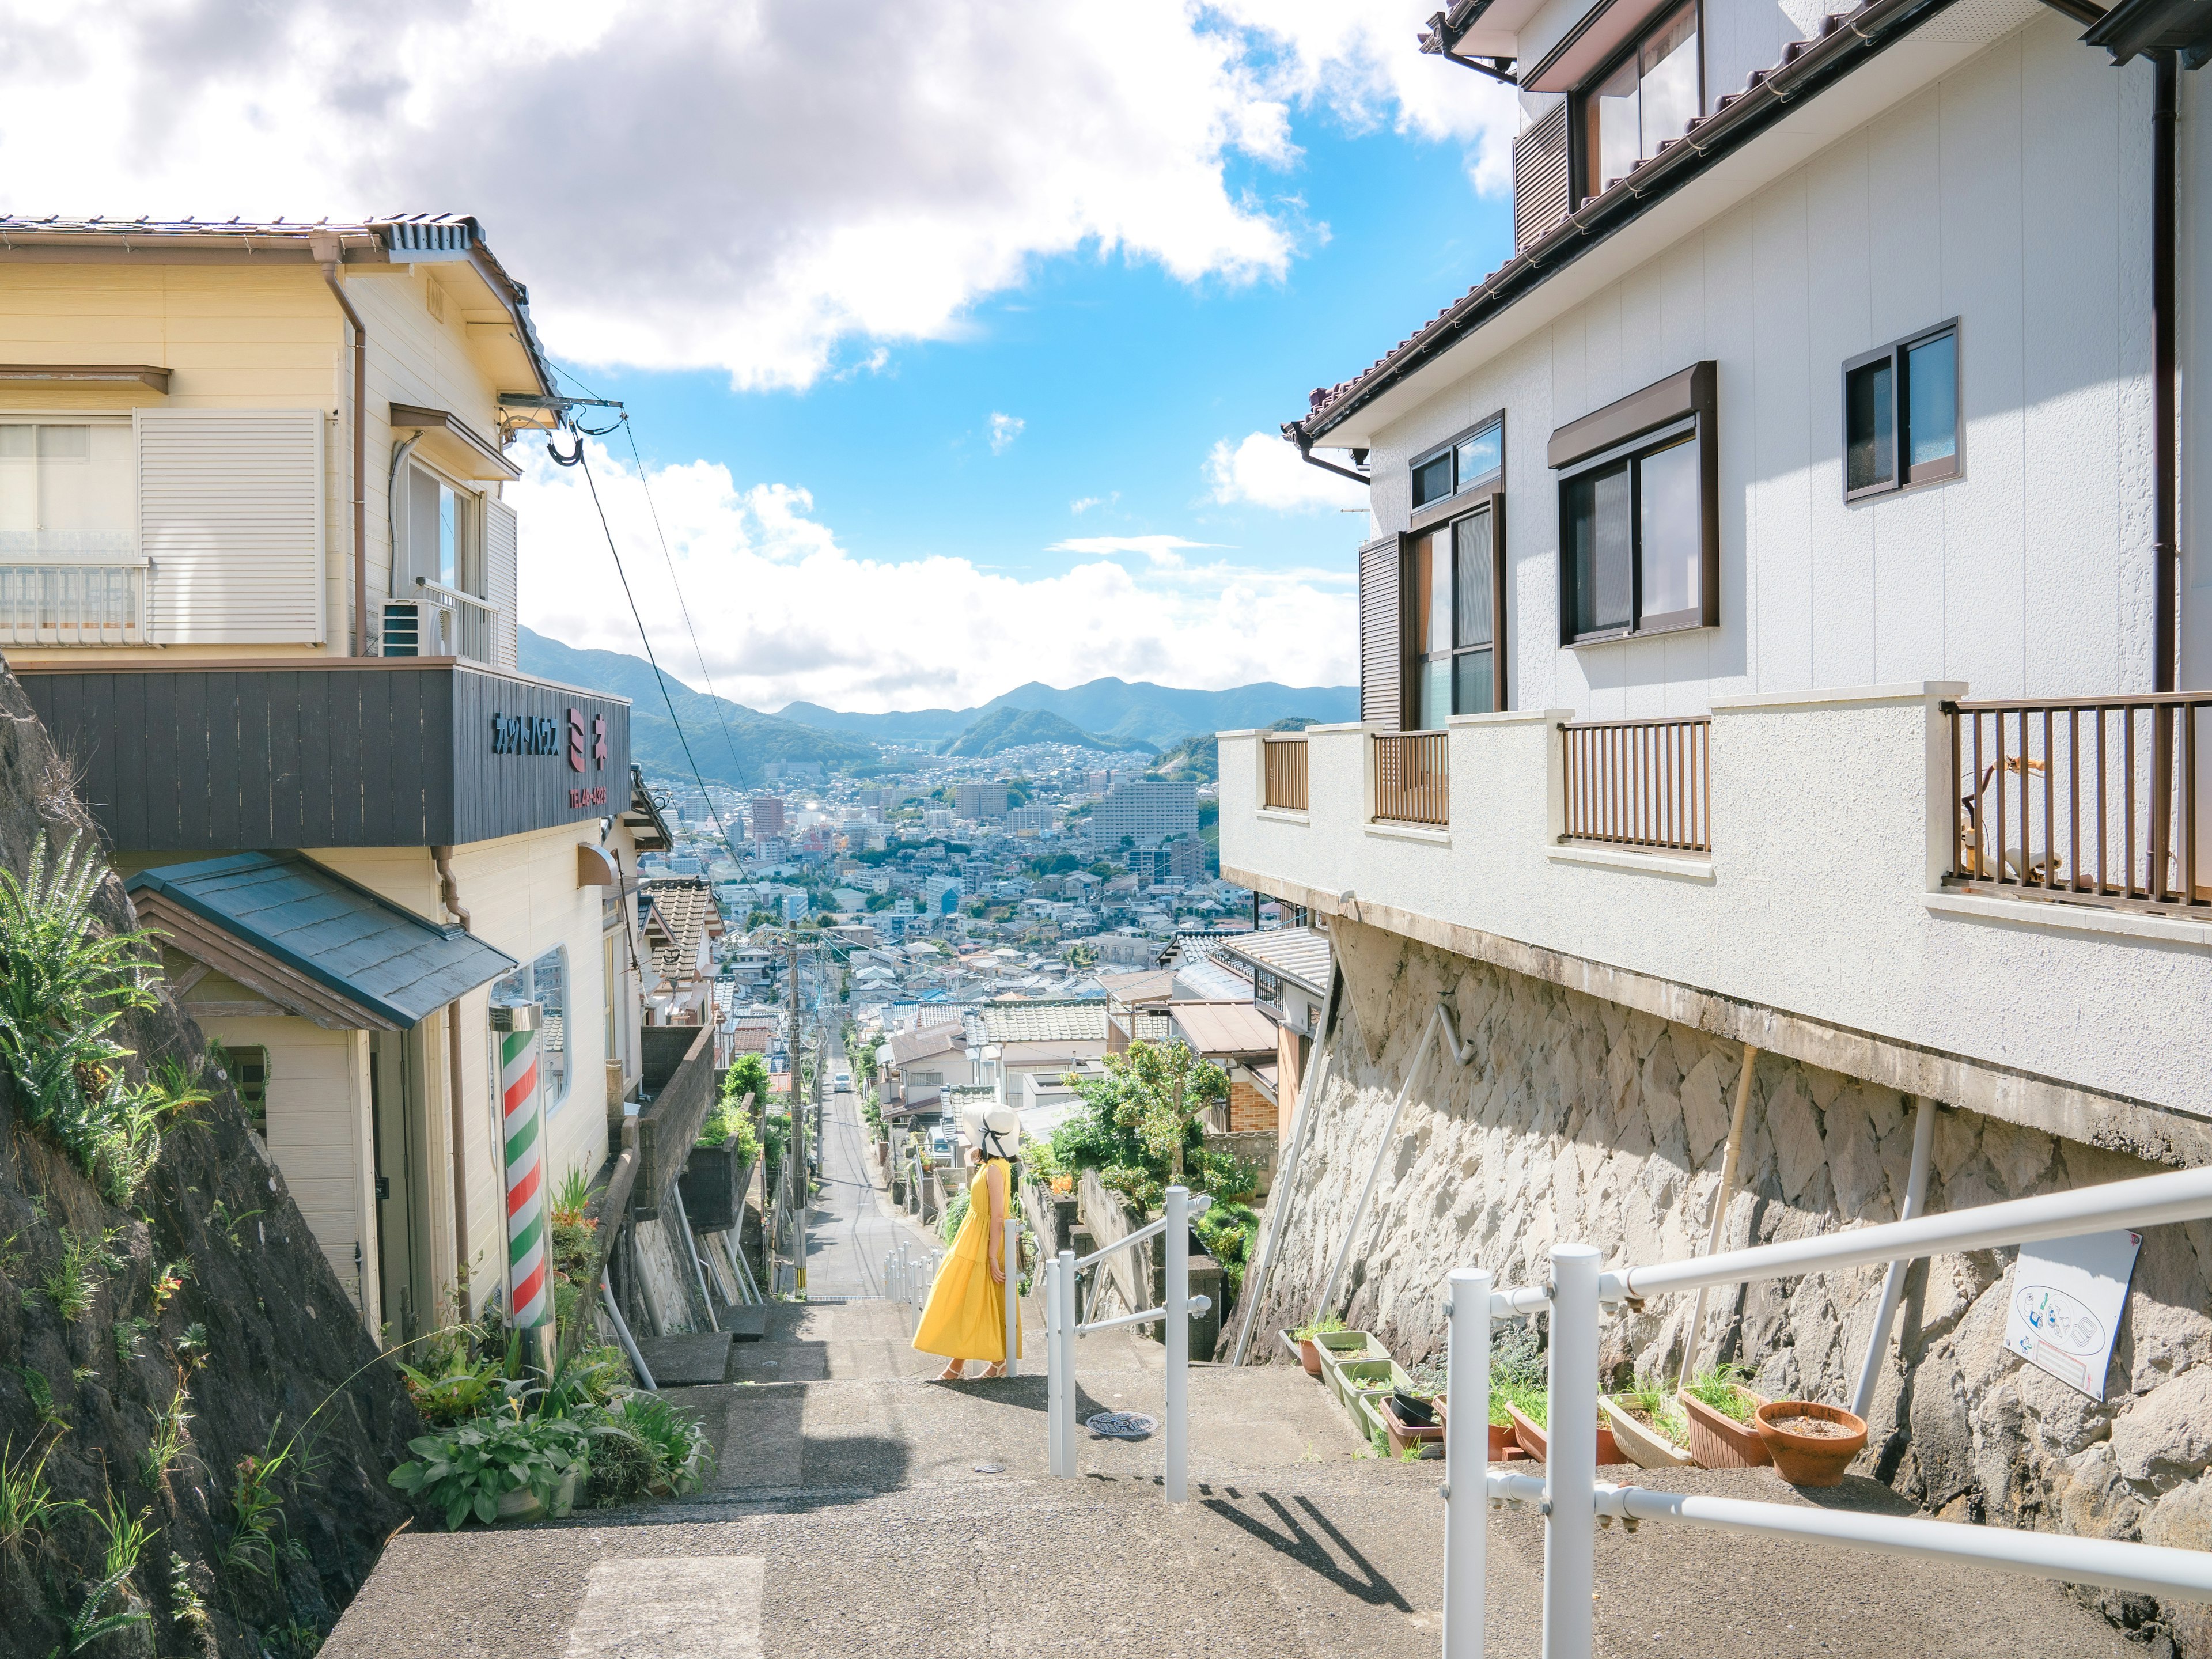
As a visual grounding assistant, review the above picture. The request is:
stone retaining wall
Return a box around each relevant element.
[1249,917,2212,1651]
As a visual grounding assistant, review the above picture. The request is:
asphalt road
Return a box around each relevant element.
[801,1057,898,1299]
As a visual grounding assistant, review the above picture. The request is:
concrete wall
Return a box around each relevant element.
[1219,692,2212,1127]
[1252,916,2212,1647]
[1363,12,2167,714]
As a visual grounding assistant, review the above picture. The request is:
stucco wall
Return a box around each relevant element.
[1253,916,2212,1649]
[1363,12,2163,717]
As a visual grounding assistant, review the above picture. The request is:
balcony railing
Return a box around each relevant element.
[1559,715,1711,853]
[1945,694,2209,915]
[1262,734,1309,810]
[383,581,500,665]
[1373,731,1448,826]
[0,562,151,646]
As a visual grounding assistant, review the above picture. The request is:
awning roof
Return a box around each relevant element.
[128,851,518,1031]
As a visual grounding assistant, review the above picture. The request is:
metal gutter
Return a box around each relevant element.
[1294,0,1965,447]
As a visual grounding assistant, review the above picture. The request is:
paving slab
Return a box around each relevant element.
[635,1332,734,1386]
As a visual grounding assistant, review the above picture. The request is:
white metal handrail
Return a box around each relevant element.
[0,559,151,645]
[1047,1185,1207,1502]
[1442,1164,2212,1659]
[414,576,499,664]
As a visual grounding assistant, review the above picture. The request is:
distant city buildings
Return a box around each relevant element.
[955,781,1009,820]
[1093,779,1199,843]
[751,796,787,839]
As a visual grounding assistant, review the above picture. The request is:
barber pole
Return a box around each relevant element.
[491,1001,550,1365]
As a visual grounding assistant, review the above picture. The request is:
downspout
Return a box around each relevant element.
[315,246,369,658]
[1289,423,1373,487]
[433,846,474,1321]
[1675,1044,1759,1389]
[1850,1096,1937,1419]
[2152,50,2178,694]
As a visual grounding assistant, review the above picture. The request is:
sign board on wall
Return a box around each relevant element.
[2003,1228,2142,1400]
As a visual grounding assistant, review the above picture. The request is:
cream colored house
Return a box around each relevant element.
[0,215,638,1342]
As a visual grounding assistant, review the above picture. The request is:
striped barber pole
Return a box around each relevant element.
[499,1018,550,1328]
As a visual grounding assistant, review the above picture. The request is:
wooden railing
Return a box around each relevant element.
[1262,735,1309,810]
[1559,717,1711,853]
[1945,694,2208,915]
[1373,731,1449,826]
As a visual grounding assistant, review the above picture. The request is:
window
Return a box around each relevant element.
[1409,415,1503,510]
[406,465,479,593]
[491,947,571,1113]
[228,1045,270,1135]
[1551,362,1718,645]
[0,420,134,558]
[1580,1,1700,199]
[1844,322,1959,498]
[1410,506,1506,725]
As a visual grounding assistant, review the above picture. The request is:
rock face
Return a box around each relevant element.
[1249,918,2212,1650]
[0,666,420,1657]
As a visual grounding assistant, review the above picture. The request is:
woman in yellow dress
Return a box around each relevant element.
[914,1106,1022,1380]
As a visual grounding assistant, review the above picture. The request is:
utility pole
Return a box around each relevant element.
[788,934,806,1296]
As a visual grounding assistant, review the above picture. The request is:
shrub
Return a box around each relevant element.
[601,1394,713,1495]
[396,1353,514,1427]
[388,1414,589,1531]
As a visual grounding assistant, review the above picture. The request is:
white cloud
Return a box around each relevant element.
[1206,430,1371,512]
[0,1,1512,384]
[512,441,1353,710]
[1045,535,1221,559]
[987,412,1025,454]
[1070,495,1103,514]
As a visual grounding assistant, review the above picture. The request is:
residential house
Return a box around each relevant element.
[1214,926,1334,1138]
[637,876,726,1031]
[1,214,634,1342]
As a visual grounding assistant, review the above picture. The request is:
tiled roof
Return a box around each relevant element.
[975,999,1111,1046]
[1291,0,1904,442]
[1165,1001,1279,1058]
[888,1021,966,1066]
[639,877,721,983]
[1217,927,1332,997]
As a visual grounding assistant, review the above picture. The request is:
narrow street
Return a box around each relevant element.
[800,1044,897,1299]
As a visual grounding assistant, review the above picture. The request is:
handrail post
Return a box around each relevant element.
[1004,1214,1020,1378]
[1445,1267,1490,1659]
[1057,1249,1080,1477]
[1543,1243,1601,1659]
[1045,1264,1066,1476]
[1165,1185,1190,1503]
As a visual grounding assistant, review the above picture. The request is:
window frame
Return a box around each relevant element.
[403,457,485,597]
[1408,411,1506,515]
[0,413,138,561]
[490,945,573,1116]
[1550,362,1719,649]
[1842,318,1963,502]
[1400,488,1509,729]
[1570,0,1705,207]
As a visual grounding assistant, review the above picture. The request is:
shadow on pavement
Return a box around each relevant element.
[1202,1490,1414,1610]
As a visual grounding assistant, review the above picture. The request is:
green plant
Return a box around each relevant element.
[938,1184,970,1244]
[208,1199,263,1249]
[97,1493,153,1585]
[9,1365,67,1433]
[0,1435,73,1552]
[1612,1377,1690,1445]
[1291,1315,1347,1342]
[1684,1363,1759,1422]
[142,1382,193,1488]
[396,1351,513,1427]
[44,1565,148,1657]
[388,1414,589,1530]
[40,1227,119,1324]
[222,1437,294,1577]
[112,1315,151,1367]
[149,1257,188,1313]
[601,1393,713,1495]
[166,1553,213,1649]
[272,1620,325,1657]
[550,1164,593,1225]
[1193,1198,1259,1296]
[175,1322,209,1363]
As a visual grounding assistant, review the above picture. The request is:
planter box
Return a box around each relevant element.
[1331,1355,1403,1413]
[1678,1386,1772,1469]
[1377,1396,1445,1459]
[677,1142,754,1234]
[1310,1330,1377,1392]
[1506,1402,1621,1465]
[493,1468,577,1524]
[1434,1396,1531,1461]
[1600,1396,1694,1470]
[1754,1400,1868,1487]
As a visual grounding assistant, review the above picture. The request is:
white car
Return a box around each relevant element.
[834,1070,852,1090]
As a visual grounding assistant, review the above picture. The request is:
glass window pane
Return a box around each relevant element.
[1638,434,1702,620]
[1426,530,1452,653]
[0,426,31,459]
[1455,421,1502,487]
[438,484,460,588]
[1454,650,1495,717]
[1639,6,1699,158]
[1846,358,1895,491]
[1454,509,1493,649]
[36,425,89,460]
[1907,332,1957,471]
[1594,56,1639,192]
[1569,464,1633,636]
[0,423,132,558]
[1412,452,1454,508]
[1418,657,1451,730]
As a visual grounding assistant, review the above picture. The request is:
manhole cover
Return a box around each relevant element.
[973,1463,1006,1474]
[1087,1411,1158,1440]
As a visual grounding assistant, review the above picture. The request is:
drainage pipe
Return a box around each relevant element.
[432,846,474,1319]
[1229,961,1342,1365]
[1849,1096,1937,1420]
[1675,1044,1759,1389]
[318,254,369,657]
[2152,50,2177,694]
[666,1180,720,1334]
[601,1274,657,1391]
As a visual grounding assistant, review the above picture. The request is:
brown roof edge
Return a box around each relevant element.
[1293,0,1961,446]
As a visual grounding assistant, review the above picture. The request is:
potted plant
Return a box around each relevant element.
[1501,1389,1621,1465]
[1753,1400,1868,1487]
[1601,1378,1694,1470]
[681,1095,759,1234]
[1288,1316,1358,1377]
[1677,1365,1771,1468]
[1335,1354,1408,1415]
[1378,1358,1448,1459]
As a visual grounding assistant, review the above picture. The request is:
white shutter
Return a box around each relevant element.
[135,408,325,645]
[484,495,518,670]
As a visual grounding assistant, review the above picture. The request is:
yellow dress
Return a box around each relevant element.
[913,1158,1022,1362]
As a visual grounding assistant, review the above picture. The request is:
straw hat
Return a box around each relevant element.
[980,1105,1020,1160]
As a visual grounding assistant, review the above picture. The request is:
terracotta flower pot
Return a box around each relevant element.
[1506,1402,1620,1465]
[1677,1386,1771,1468]
[1379,1397,1446,1459]
[1754,1400,1868,1487]
[1300,1336,1323,1376]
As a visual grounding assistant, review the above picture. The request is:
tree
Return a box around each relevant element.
[1058,1040,1226,1190]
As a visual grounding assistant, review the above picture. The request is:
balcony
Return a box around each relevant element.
[0,561,150,646]
[1217,686,2212,1122]
[384,581,505,668]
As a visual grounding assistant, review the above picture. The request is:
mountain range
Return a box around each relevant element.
[520,626,1354,785]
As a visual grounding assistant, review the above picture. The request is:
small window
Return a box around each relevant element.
[0,419,135,559]
[228,1045,270,1135]
[1409,415,1504,511]
[406,465,480,594]
[491,947,571,1114]
[1843,321,1960,499]
[1560,422,1710,643]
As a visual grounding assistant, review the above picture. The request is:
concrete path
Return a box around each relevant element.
[328,1296,2142,1658]
[800,1073,897,1299]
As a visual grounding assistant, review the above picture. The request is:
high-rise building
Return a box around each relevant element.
[751,796,787,839]
[1093,780,1199,844]
[955,782,1009,820]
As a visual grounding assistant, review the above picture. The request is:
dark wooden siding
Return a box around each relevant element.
[17,663,628,853]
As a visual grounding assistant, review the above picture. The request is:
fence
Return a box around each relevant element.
[1558,715,1711,853]
[1263,734,1310,810]
[416,577,501,665]
[1945,694,2209,915]
[1439,1163,2212,1658]
[1046,1185,1212,1502]
[0,561,150,645]
[1374,731,1449,826]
